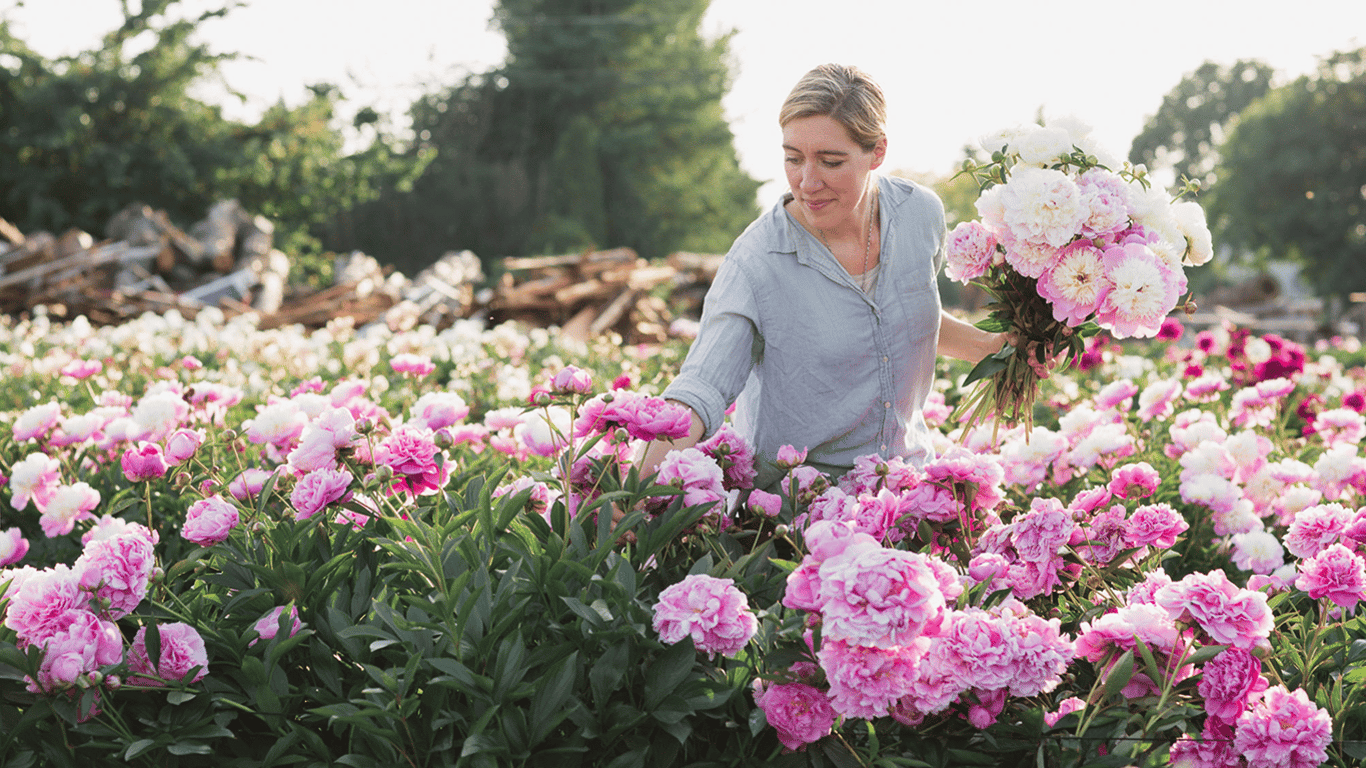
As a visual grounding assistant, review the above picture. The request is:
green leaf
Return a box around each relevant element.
[644,637,696,710]
[167,741,212,755]
[590,642,630,706]
[1104,649,1136,700]
[974,312,1013,333]
[529,652,579,743]
[124,739,158,760]
[963,347,1012,386]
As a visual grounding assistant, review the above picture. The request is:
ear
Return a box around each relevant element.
[870,136,888,170]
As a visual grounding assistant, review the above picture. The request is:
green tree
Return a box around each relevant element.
[1209,48,1366,307]
[347,0,759,274]
[1129,59,1275,193]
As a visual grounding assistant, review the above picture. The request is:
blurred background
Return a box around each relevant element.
[1,0,1363,335]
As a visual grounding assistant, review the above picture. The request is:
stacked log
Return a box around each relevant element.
[0,205,725,343]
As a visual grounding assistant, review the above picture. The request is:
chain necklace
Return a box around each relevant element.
[818,186,879,293]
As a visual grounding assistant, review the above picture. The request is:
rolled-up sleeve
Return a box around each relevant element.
[662,256,761,438]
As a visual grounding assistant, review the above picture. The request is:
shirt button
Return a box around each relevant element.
[883,401,891,408]
[880,444,888,451]
[882,356,889,363]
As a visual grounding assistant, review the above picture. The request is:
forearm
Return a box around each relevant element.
[937,309,1006,363]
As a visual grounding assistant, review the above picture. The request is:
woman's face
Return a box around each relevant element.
[782,114,885,232]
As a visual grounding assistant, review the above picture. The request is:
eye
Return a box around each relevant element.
[784,155,801,165]
[822,160,844,169]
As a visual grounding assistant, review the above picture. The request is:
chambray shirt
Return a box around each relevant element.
[663,175,946,490]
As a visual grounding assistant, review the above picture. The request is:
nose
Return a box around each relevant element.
[800,161,823,192]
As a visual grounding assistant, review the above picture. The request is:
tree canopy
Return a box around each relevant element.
[342,0,760,274]
[1209,47,1366,304]
[1128,59,1275,194]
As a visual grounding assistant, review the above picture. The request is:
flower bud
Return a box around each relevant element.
[220,428,237,442]
[374,464,393,481]
[774,524,790,536]
[531,390,553,407]
[173,472,192,489]
[105,675,121,690]
[433,428,454,449]
[87,671,103,686]
[355,419,375,435]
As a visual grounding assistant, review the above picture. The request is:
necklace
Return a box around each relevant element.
[818,186,879,292]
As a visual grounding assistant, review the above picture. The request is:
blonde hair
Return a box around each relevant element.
[779,64,887,152]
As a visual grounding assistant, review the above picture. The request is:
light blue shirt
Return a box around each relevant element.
[663,175,946,489]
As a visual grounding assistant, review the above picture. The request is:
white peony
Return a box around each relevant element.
[1171,200,1214,266]
[998,167,1086,249]
[1012,124,1074,165]
[1231,528,1285,574]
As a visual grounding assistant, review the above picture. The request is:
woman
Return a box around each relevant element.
[641,63,1004,491]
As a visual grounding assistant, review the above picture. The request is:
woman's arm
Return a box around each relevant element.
[937,309,1007,363]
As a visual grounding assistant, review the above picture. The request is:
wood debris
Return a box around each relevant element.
[0,204,723,344]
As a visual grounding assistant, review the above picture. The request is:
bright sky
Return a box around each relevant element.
[5,0,1365,202]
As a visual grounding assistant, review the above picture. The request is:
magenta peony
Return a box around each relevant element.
[1233,685,1332,768]
[1198,647,1268,723]
[121,442,169,483]
[753,682,835,751]
[74,532,155,620]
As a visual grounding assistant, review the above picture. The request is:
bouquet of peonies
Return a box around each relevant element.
[944,117,1213,436]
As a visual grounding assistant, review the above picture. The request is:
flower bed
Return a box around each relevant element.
[1,307,1365,768]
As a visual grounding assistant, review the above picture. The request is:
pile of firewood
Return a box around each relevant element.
[0,203,724,344]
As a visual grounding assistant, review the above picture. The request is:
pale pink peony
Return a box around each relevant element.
[228,468,275,502]
[1076,168,1132,238]
[754,682,835,750]
[652,574,757,658]
[746,488,782,518]
[776,444,809,469]
[993,166,1086,250]
[1295,543,1366,610]
[39,482,101,538]
[12,401,62,442]
[74,532,155,620]
[389,352,435,377]
[943,220,999,283]
[9,452,62,512]
[1198,647,1268,723]
[181,496,240,546]
[1233,685,1332,768]
[287,406,359,472]
[1044,696,1086,728]
[408,391,470,431]
[0,527,29,566]
[1155,570,1273,650]
[1231,529,1287,575]
[550,365,593,395]
[290,467,354,521]
[655,448,727,511]
[127,623,209,686]
[1136,377,1184,421]
[59,359,103,379]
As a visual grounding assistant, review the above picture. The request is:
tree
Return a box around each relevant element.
[1209,48,1366,306]
[346,0,759,274]
[1129,59,1275,193]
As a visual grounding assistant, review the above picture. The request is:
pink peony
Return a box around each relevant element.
[250,605,304,646]
[163,428,205,465]
[747,488,782,518]
[943,220,999,283]
[59,359,103,379]
[1125,503,1189,549]
[127,623,209,686]
[121,442,168,482]
[12,401,62,442]
[1044,696,1086,728]
[1233,685,1332,768]
[1284,503,1354,559]
[27,609,122,693]
[1295,543,1366,610]
[3,565,90,647]
[287,407,358,472]
[74,532,155,620]
[652,574,757,658]
[1036,241,1106,326]
[698,425,758,490]
[227,468,275,502]
[818,545,951,648]
[776,444,809,469]
[1093,241,1184,339]
[754,682,835,750]
[1198,647,1268,722]
[181,496,240,546]
[1155,570,1273,650]
[819,637,924,719]
[550,365,593,395]
[654,448,727,512]
[290,467,354,521]
[374,425,449,497]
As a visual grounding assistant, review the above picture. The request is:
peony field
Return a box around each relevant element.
[0,300,1363,767]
